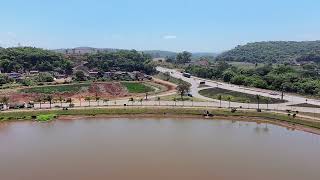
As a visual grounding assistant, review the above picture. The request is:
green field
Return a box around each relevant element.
[122,82,154,93]
[289,103,320,108]
[36,114,57,122]
[154,72,191,86]
[20,83,90,94]
[156,94,206,102]
[199,88,286,104]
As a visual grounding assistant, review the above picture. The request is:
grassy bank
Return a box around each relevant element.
[154,73,191,86]
[121,82,153,93]
[155,94,206,102]
[199,88,286,104]
[0,107,319,130]
[20,83,90,94]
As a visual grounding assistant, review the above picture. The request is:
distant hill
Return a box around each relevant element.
[192,52,217,58]
[53,48,217,59]
[142,50,177,58]
[53,47,122,55]
[216,41,320,63]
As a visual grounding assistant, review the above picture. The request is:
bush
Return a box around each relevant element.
[36,72,54,82]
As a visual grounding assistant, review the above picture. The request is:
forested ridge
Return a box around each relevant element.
[0,47,156,74]
[216,41,320,63]
[85,50,156,74]
[0,47,73,74]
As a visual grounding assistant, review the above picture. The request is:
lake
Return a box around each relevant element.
[0,118,319,180]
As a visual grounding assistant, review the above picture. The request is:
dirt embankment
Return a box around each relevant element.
[0,80,175,103]
[152,78,177,94]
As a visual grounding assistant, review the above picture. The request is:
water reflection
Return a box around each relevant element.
[0,118,319,180]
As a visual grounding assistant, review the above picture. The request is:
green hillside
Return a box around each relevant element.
[216,41,320,63]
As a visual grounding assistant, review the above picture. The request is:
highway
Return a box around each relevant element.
[156,66,320,114]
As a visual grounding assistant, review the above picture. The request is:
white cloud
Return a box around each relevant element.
[163,35,177,39]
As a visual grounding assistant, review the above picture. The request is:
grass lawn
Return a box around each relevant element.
[122,82,154,93]
[154,73,191,86]
[289,103,320,108]
[20,83,90,94]
[199,88,286,104]
[156,94,206,102]
[36,114,57,122]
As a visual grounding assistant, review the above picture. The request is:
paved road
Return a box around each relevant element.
[2,67,319,115]
[156,66,320,113]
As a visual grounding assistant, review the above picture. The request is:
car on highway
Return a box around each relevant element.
[183,73,191,78]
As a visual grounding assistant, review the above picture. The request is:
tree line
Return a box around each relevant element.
[186,63,320,96]
[85,50,156,74]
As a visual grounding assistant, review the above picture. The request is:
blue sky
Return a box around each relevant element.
[0,0,319,52]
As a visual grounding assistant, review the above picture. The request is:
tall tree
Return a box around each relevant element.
[176,51,192,64]
[46,95,53,109]
[227,96,232,108]
[176,83,191,100]
[85,96,91,107]
[256,95,261,110]
[0,96,9,110]
[218,95,222,108]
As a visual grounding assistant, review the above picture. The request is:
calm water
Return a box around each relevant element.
[0,118,320,180]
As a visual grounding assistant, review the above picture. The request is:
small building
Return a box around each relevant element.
[30,70,39,75]
[88,71,99,77]
[7,72,22,79]
[54,72,67,79]
[153,58,166,63]
[193,59,210,67]
[104,72,113,79]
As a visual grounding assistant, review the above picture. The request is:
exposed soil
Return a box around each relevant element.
[0,80,175,103]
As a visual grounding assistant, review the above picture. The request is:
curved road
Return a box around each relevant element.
[156,66,320,114]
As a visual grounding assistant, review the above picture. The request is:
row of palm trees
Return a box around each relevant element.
[0,95,111,110]
[1,93,267,110]
[126,94,264,109]
[33,95,73,109]
[216,94,265,110]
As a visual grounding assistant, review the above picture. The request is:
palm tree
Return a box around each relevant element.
[227,96,232,108]
[95,96,101,106]
[85,96,91,107]
[266,97,270,110]
[217,95,222,108]
[139,98,143,106]
[0,96,9,110]
[256,95,261,110]
[66,98,73,107]
[129,97,134,106]
[58,96,64,107]
[79,96,82,107]
[46,95,53,109]
[157,97,161,106]
[173,97,177,106]
[35,96,43,109]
